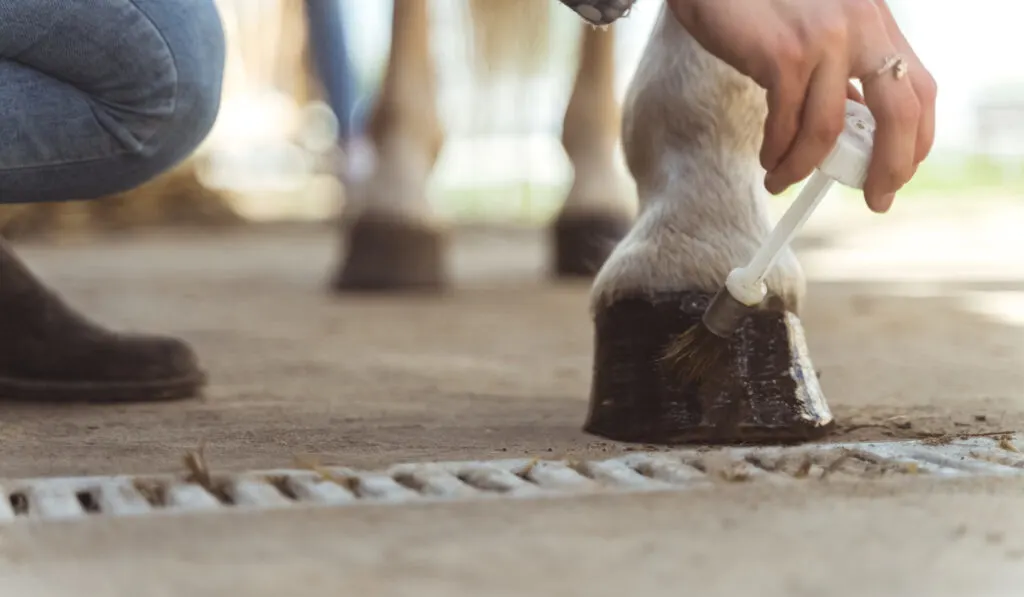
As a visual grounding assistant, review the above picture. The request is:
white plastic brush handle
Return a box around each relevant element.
[726,99,877,307]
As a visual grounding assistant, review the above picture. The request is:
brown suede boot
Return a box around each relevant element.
[0,239,206,401]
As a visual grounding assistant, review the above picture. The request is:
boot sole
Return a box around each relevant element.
[0,371,207,403]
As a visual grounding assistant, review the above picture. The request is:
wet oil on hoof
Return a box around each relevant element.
[551,212,632,278]
[330,213,449,293]
[584,292,834,445]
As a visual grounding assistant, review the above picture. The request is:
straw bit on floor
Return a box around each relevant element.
[294,455,360,492]
[183,439,213,491]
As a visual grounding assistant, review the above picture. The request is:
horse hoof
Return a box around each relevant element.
[584,291,834,445]
[330,213,449,293]
[550,211,632,279]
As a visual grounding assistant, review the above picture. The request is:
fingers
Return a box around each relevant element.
[846,81,865,104]
[859,63,920,212]
[765,58,849,194]
[865,0,937,208]
[753,0,936,214]
[872,0,935,164]
[909,71,937,166]
[761,72,808,176]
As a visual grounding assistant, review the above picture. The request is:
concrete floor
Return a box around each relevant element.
[2,479,1024,597]
[2,196,1023,595]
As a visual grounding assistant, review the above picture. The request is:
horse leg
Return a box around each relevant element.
[551,23,634,278]
[583,6,833,444]
[330,0,448,292]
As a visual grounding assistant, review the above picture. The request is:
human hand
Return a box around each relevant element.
[667,0,937,213]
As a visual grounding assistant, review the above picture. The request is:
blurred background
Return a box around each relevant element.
[192,0,1024,225]
[2,0,1014,332]
[1,0,1018,234]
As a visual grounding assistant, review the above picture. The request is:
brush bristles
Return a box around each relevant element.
[660,323,731,384]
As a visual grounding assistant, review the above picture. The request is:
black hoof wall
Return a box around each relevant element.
[551,212,632,278]
[584,291,834,445]
[331,214,449,293]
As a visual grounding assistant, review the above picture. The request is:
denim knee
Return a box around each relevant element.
[0,0,226,203]
[127,0,227,173]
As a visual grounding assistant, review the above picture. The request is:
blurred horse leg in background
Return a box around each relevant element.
[328,0,635,292]
[551,22,635,278]
[328,0,449,292]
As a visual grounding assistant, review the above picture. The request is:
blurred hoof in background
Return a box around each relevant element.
[330,212,450,292]
[584,291,834,445]
[550,211,632,279]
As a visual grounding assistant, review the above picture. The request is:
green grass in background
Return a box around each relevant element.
[430,153,1024,225]
[432,183,567,225]
[908,155,1024,196]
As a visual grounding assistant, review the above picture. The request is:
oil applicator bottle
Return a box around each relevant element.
[662,98,877,382]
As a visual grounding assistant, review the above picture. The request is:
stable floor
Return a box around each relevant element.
[2,198,1023,596]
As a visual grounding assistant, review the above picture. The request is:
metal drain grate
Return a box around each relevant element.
[2,435,1021,522]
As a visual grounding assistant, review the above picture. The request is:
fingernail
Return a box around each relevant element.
[764,172,782,194]
[871,193,896,213]
[879,193,896,212]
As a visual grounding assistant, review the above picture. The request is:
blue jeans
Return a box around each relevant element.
[0,0,226,204]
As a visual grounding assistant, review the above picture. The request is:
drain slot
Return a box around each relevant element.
[94,481,153,516]
[575,460,671,489]
[76,490,100,514]
[392,467,479,498]
[684,454,763,483]
[25,486,89,520]
[283,474,356,504]
[627,456,708,485]
[351,474,418,501]
[519,462,595,490]
[133,480,167,508]
[742,450,856,480]
[457,465,543,495]
[7,491,28,517]
[268,476,300,501]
